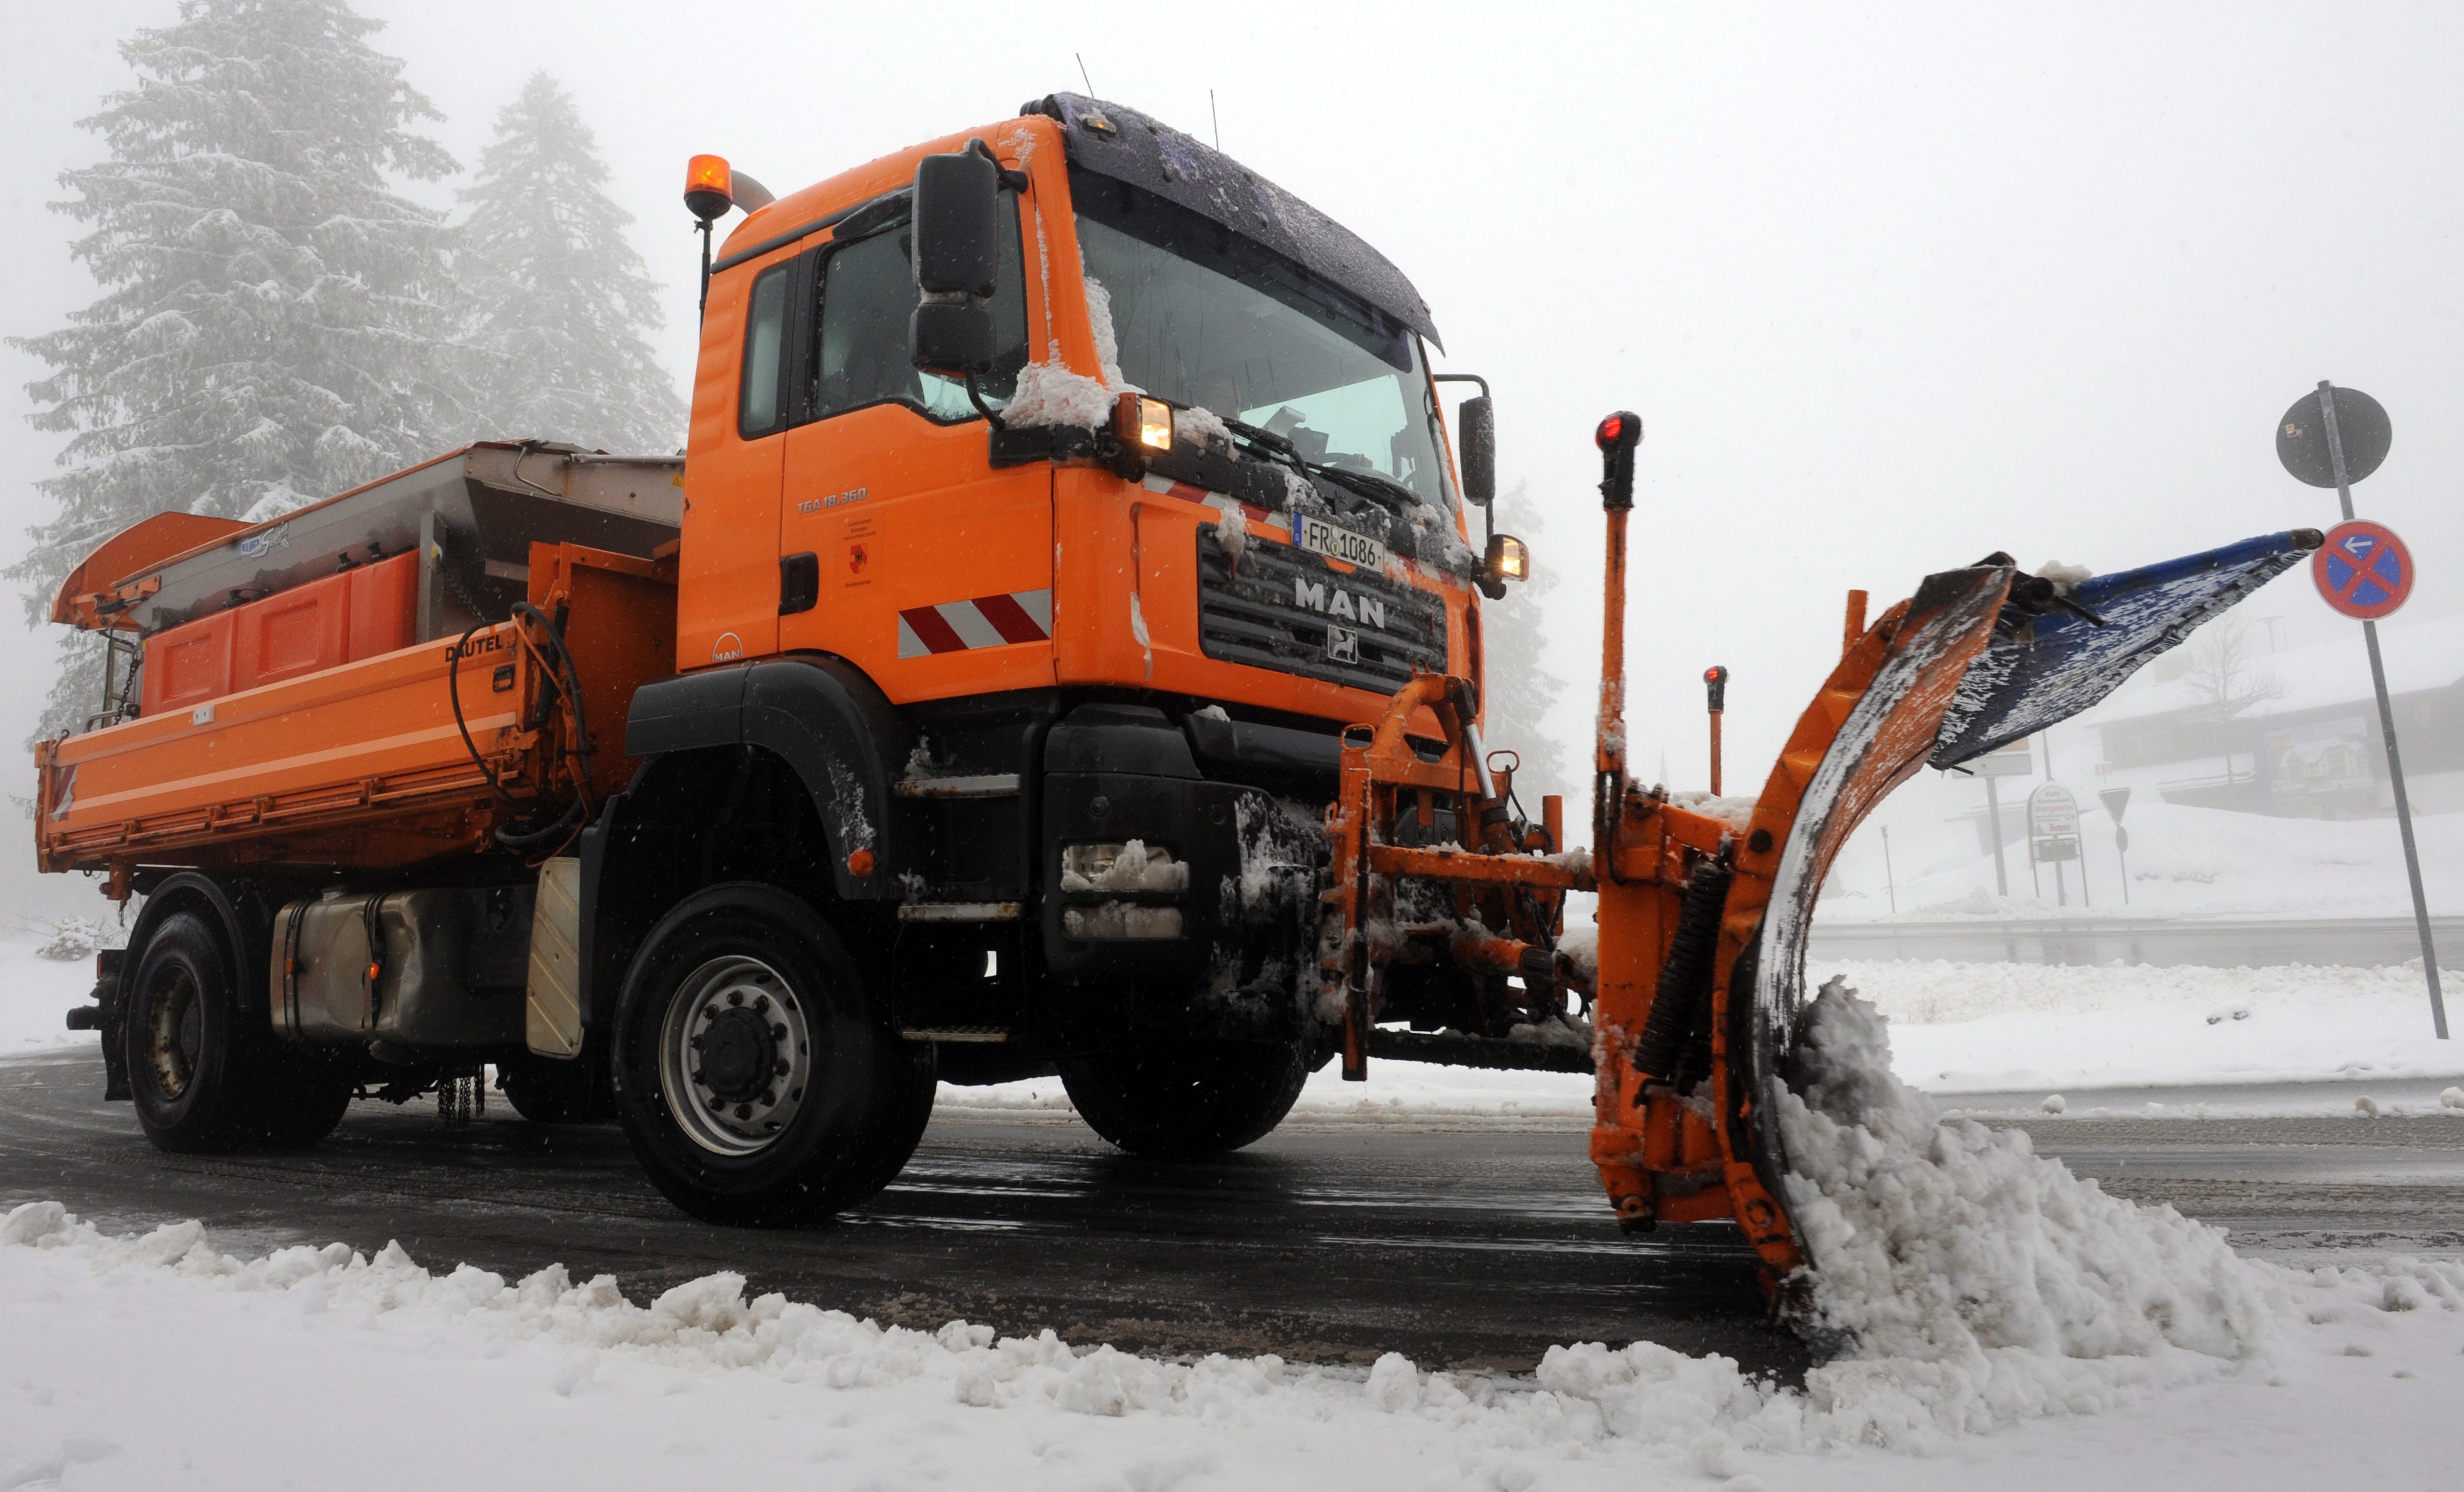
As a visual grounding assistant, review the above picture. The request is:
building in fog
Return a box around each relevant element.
[2089,613,2464,819]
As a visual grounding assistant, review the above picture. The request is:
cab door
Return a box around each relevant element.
[676,254,796,671]
[778,195,1050,705]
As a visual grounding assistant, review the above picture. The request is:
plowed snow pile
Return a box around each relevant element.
[1772,977,2280,1443]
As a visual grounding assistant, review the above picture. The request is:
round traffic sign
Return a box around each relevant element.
[2312,519,2413,619]
[2278,386,2391,489]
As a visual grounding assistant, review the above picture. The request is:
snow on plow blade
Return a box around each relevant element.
[1689,530,2323,1286]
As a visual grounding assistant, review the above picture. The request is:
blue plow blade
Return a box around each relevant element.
[1929,529,2325,770]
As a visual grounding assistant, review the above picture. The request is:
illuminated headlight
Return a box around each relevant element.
[1486,532,1530,583]
[1064,842,1127,884]
[1060,839,1189,940]
[1113,392,1174,452]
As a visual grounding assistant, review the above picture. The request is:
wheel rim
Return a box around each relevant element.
[144,964,201,1101]
[658,954,815,1156]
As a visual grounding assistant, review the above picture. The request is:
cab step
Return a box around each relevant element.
[895,901,1023,923]
[901,1025,1012,1044]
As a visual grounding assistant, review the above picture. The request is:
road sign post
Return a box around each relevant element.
[1881,824,1897,915]
[2099,786,2133,906]
[2279,381,2445,1039]
[1971,736,2033,898]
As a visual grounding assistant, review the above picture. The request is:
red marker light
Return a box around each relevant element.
[1595,414,1625,448]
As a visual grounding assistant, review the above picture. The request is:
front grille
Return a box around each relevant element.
[1197,526,1447,695]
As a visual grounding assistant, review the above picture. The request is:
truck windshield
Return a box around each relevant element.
[1070,170,1451,510]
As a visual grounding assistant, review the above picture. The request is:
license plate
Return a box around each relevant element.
[1294,514,1388,571]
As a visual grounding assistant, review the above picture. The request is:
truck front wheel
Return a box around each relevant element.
[1059,1035,1313,1158]
[612,884,932,1224]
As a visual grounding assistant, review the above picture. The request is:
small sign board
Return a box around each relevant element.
[2278,385,2392,489]
[2312,519,2413,620]
[2028,781,2081,863]
[2098,786,2133,824]
[1973,736,2035,778]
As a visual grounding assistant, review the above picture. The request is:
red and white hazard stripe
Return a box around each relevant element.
[897,589,1053,658]
[1141,473,1277,526]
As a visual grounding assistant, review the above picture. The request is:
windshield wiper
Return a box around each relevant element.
[1218,417,1424,520]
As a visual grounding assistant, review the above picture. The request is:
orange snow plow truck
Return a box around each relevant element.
[41,94,2317,1290]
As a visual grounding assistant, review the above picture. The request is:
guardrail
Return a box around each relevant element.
[1807,914,2463,969]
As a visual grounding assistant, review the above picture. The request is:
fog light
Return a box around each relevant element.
[1486,532,1530,583]
[1115,393,1174,452]
[1062,840,1188,892]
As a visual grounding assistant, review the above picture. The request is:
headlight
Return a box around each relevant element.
[1486,532,1530,583]
[1061,840,1188,893]
[1113,393,1174,453]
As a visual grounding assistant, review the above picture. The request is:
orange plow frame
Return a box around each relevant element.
[1321,412,2018,1292]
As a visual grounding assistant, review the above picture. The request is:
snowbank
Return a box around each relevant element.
[1831,800,2464,922]
[0,937,105,1055]
[1837,957,2464,1092]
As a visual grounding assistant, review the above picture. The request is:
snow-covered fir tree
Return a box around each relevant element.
[1480,481,1576,807]
[457,72,684,453]
[8,0,461,739]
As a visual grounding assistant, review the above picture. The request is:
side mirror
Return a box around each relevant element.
[910,145,1001,375]
[1457,394,1495,505]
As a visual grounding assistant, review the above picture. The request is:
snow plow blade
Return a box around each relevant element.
[1596,528,2324,1287]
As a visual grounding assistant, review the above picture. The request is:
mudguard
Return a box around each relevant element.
[624,655,915,900]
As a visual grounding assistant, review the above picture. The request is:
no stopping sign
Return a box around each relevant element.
[2312,520,2413,620]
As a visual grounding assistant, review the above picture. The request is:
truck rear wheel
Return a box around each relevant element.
[612,883,932,1224]
[125,911,351,1152]
[1059,1035,1311,1157]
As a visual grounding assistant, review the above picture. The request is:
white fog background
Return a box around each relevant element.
[2,0,2456,919]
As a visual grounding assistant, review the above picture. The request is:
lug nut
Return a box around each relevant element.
[727,991,743,1006]
[735,1103,751,1120]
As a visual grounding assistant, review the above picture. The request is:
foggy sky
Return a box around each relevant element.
[2,0,2456,915]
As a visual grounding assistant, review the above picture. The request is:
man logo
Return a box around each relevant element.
[1291,577,1386,630]
[1325,624,1360,664]
[711,631,744,662]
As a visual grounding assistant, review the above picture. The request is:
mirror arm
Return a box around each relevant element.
[965,371,1007,432]
[964,137,1030,192]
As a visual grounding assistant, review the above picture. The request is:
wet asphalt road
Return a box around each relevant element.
[4,1047,2459,1375]
[0,1049,1786,1375]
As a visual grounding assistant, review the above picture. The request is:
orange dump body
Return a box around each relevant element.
[140,551,418,717]
[40,543,674,882]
